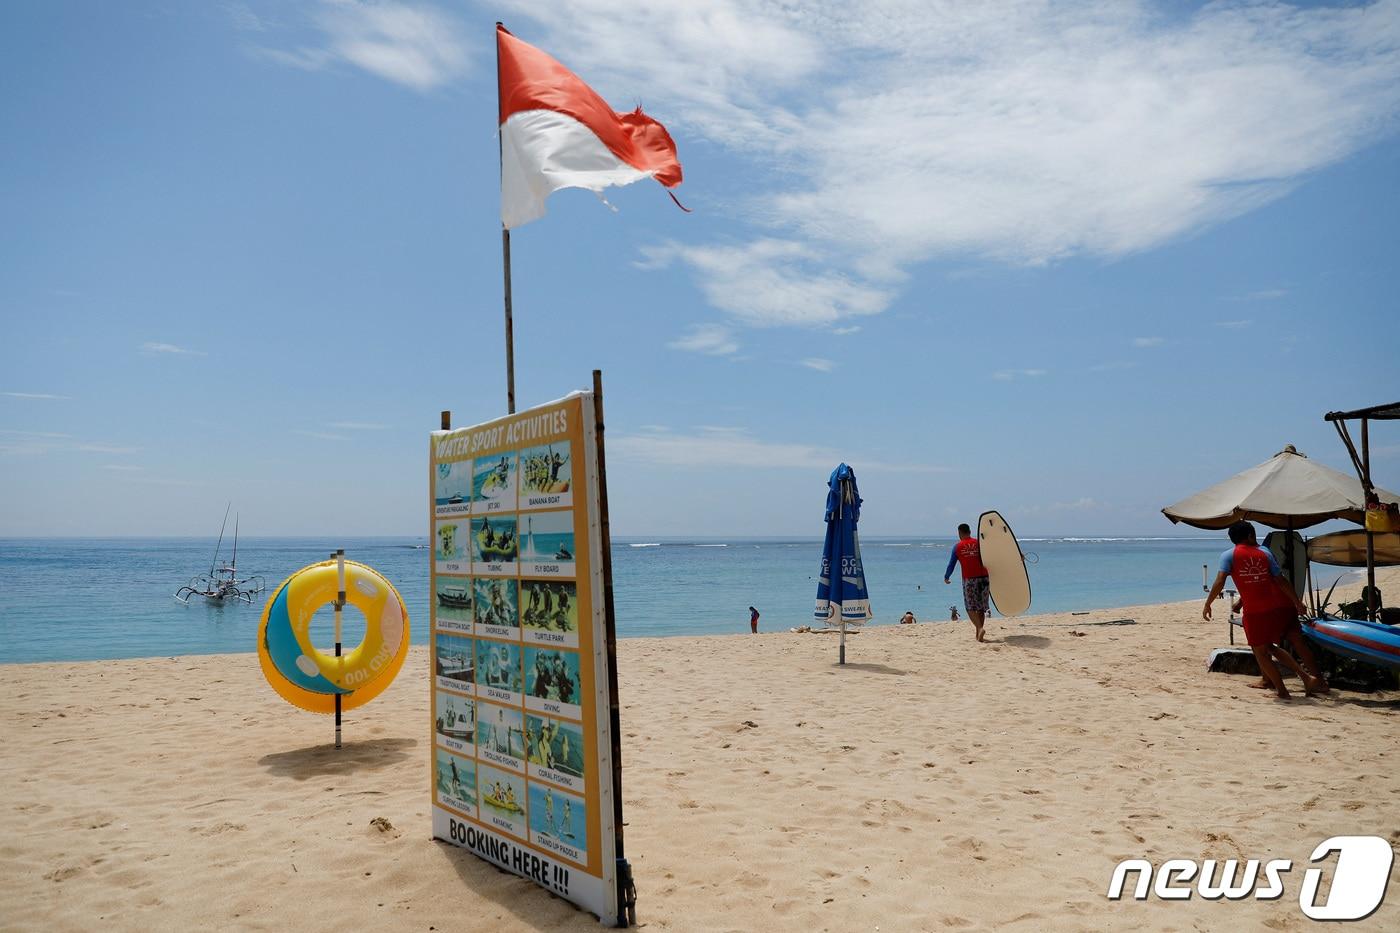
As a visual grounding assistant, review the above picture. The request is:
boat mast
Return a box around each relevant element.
[210,502,231,576]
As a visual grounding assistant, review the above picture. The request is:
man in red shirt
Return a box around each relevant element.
[1204,521,1327,699]
[944,523,991,642]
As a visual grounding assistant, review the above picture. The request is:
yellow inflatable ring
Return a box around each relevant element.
[257,560,410,713]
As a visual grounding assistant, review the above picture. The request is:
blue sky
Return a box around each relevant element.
[2,0,1398,537]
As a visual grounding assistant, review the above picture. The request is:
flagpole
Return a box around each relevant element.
[502,228,515,414]
[496,22,516,415]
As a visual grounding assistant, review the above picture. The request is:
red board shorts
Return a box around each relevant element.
[1242,606,1299,648]
[963,576,990,614]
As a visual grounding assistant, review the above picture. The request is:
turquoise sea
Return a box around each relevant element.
[0,535,1357,663]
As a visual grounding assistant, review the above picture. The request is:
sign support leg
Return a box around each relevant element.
[334,548,345,749]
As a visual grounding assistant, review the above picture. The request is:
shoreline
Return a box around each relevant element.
[0,564,1373,667]
[3,571,1396,930]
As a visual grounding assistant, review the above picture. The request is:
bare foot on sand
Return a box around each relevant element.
[1248,679,1271,689]
[1303,675,1330,696]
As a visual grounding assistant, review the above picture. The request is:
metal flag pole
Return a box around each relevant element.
[334,548,345,749]
[497,22,516,415]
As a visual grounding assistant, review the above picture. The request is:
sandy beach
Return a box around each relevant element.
[2,568,1396,932]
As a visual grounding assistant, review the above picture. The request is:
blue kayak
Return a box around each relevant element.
[1303,616,1400,672]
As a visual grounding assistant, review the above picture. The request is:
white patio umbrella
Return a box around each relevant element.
[1162,446,1399,531]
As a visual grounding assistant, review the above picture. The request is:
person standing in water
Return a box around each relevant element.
[944,523,991,641]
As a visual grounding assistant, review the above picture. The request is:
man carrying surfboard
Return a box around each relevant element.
[944,523,991,642]
[1203,521,1328,699]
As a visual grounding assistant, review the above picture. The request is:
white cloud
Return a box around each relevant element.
[141,342,206,356]
[331,421,390,430]
[1016,497,1104,516]
[1232,288,1289,301]
[225,2,269,32]
[116,475,205,487]
[1215,319,1253,329]
[2,391,69,400]
[74,444,140,454]
[831,326,862,336]
[667,323,739,355]
[510,2,1400,318]
[1132,336,1165,348]
[642,239,891,326]
[800,357,835,372]
[0,436,137,456]
[992,368,1047,381]
[611,425,948,473]
[255,0,469,91]
[1088,360,1137,373]
[294,430,349,441]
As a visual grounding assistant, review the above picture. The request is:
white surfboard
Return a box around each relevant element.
[1263,530,1307,600]
[978,510,1031,617]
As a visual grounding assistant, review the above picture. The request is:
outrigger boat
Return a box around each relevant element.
[174,505,265,604]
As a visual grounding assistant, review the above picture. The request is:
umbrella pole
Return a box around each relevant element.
[839,622,846,666]
[1362,418,1377,621]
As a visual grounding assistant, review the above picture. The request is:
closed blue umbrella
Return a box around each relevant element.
[815,463,872,664]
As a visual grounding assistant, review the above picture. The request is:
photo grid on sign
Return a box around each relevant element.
[432,433,589,865]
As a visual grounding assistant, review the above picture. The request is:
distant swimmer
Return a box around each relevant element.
[899,610,917,625]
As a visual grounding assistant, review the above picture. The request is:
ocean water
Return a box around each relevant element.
[0,535,1357,663]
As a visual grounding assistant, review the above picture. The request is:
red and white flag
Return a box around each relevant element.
[497,24,683,229]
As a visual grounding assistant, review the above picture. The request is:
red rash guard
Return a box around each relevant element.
[1228,544,1292,621]
[954,538,989,579]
